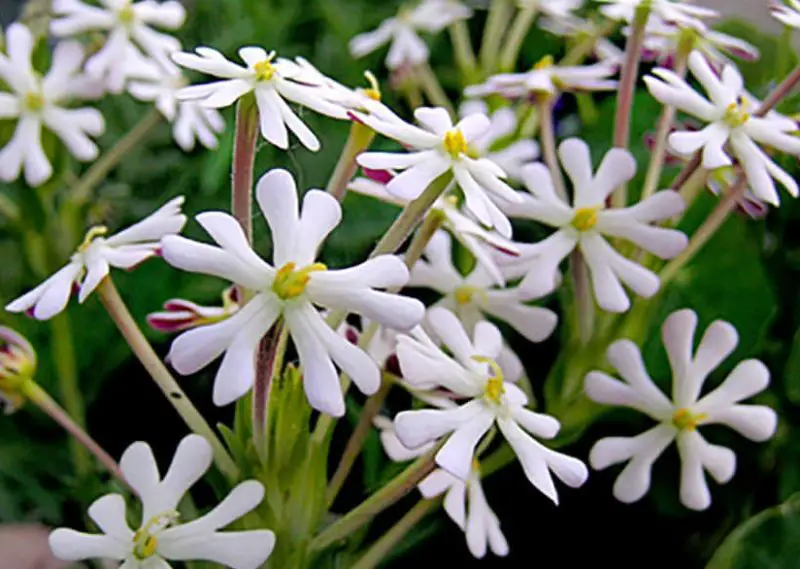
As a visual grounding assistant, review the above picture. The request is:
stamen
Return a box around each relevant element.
[533,55,554,71]
[472,355,506,403]
[723,98,750,128]
[24,92,45,112]
[362,71,381,101]
[672,408,707,431]
[272,261,327,300]
[254,52,278,82]
[443,129,468,160]
[453,285,488,306]
[77,226,109,252]
[118,5,135,24]
[132,511,179,560]
[571,207,599,231]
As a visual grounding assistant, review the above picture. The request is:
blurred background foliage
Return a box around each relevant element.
[0,0,799,567]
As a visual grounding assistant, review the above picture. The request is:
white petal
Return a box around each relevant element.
[48,529,128,561]
[161,236,270,290]
[5,262,82,320]
[395,400,485,451]
[415,106,454,135]
[435,408,495,480]
[87,494,133,541]
[676,431,734,511]
[255,168,299,267]
[254,87,289,149]
[159,531,276,569]
[386,159,451,201]
[496,418,560,504]
[293,189,342,265]
[483,293,558,343]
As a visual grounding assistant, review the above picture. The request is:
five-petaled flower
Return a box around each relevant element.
[51,0,186,93]
[6,197,186,320]
[0,23,106,186]
[349,0,472,70]
[585,309,778,510]
[394,307,588,502]
[356,106,522,237]
[496,140,688,313]
[644,51,800,206]
[161,169,424,416]
[49,434,275,569]
[172,46,348,151]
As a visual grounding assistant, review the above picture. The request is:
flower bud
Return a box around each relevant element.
[147,286,240,333]
[0,327,37,413]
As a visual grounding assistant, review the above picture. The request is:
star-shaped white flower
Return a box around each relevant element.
[6,197,186,320]
[459,100,539,182]
[161,169,424,416]
[420,464,509,559]
[348,175,518,284]
[51,0,186,93]
[638,17,759,69]
[497,140,688,313]
[356,106,522,237]
[172,47,348,151]
[465,56,618,100]
[585,309,778,511]
[49,435,275,569]
[644,51,800,205]
[409,231,558,346]
[349,0,472,70]
[597,0,718,25]
[128,66,225,152]
[771,0,800,28]
[394,307,588,501]
[0,23,105,186]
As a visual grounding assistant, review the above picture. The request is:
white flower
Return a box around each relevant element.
[517,0,582,20]
[49,434,275,569]
[348,175,518,284]
[0,23,105,186]
[129,67,226,152]
[394,307,588,501]
[497,141,688,313]
[291,57,388,113]
[644,51,800,205]
[349,0,472,70]
[459,100,539,182]
[638,17,759,69]
[161,169,425,416]
[6,197,186,320]
[409,231,558,346]
[356,106,522,237]
[771,0,800,28]
[597,0,718,25]
[51,0,186,93]
[172,47,348,151]
[539,16,624,67]
[585,309,778,511]
[465,57,618,100]
[420,465,509,559]
[375,414,439,462]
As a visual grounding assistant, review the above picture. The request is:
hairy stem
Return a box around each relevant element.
[97,276,239,480]
[570,251,595,345]
[252,322,288,464]
[24,380,126,485]
[232,96,259,244]
[538,98,567,200]
[49,312,90,477]
[326,122,376,201]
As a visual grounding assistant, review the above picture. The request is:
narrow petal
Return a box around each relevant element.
[159,531,276,569]
[436,408,495,480]
[395,400,485,450]
[49,529,128,561]
[255,168,299,267]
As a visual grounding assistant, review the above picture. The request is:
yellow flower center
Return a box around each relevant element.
[77,225,109,252]
[24,92,45,112]
[272,262,327,300]
[360,70,382,101]
[132,511,179,560]
[533,55,554,70]
[443,129,468,159]
[472,356,505,404]
[571,207,599,231]
[254,52,278,82]
[118,5,135,24]
[672,408,707,431]
[723,98,750,128]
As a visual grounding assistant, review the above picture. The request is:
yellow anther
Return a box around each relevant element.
[472,458,481,473]
[132,511,179,560]
[254,52,278,82]
[77,226,109,252]
[672,408,707,431]
[454,286,475,305]
[571,207,599,231]
[118,5,135,24]
[24,92,45,112]
[443,129,468,159]
[472,355,505,403]
[362,70,381,101]
[533,55,555,71]
[272,261,327,300]
[723,99,750,128]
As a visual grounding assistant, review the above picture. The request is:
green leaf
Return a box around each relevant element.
[707,493,800,569]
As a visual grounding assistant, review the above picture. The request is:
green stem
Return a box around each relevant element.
[449,20,478,81]
[415,62,456,118]
[0,194,20,223]
[71,109,162,205]
[611,4,650,208]
[570,252,595,345]
[498,6,537,72]
[660,177,747,287]
[352,499,440,569]
[560,20,620,67]
[97,276,239,480]
[252,322,288,464]
[231,95,259,245]
[538,98,567,201]
[49,312,90,477]
[480,0,512,73]
[23,380,126,485]
[326,122,376,201]
[311,450,437,552]
[758,63,800,116]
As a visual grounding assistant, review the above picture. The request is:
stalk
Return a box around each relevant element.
[449,21,478,80]
[252,323,288,464]
[97,276,239,480]
[326,122,376,201]
[480,0,513,73]
[538,98,567,200]
[498,6,537,72]
[570,252,594,345]
[231,96,259,245]
[414,62,456,118]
